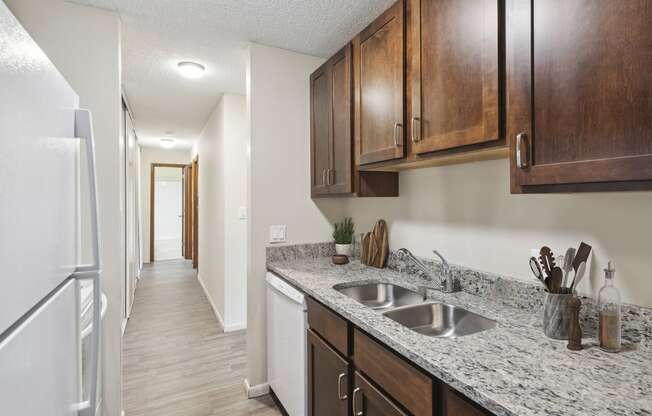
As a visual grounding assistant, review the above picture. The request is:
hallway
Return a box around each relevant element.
[122,260,281,416]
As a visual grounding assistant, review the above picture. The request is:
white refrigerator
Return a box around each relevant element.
[0,3,103,416]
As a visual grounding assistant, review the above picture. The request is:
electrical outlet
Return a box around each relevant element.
[270,225,287,243]
[238,207,248,220]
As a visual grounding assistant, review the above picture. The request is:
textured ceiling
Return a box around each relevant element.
[69,0,395,149]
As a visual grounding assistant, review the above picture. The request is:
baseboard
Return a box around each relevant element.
[197,273,226,329]
[243,378,270,398]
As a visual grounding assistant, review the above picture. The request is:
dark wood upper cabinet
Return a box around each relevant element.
[355,0,406,165]
[353,372,407,416]
[329,46,354,194]
[310,62,332,197]
[507,0,652,192]
[307,329,349,416]
[310,43,399,198]
[409,0,500,154]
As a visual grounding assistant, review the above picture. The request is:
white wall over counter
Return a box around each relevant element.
[139,147,192,263]
[341,158,652,308]
[4,1,123,414]
[193,93,249,332]
[246,43,344,388]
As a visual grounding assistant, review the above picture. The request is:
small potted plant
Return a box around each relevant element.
[333,217,355,256]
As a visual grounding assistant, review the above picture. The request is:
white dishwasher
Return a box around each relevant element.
[266,272,307,416]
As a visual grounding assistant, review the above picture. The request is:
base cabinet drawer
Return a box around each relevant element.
[354,329,433,416]
[307,329,349,416]
[307,297,349,356]
[353,371,407,416]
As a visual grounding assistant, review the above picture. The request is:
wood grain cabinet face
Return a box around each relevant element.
[508,0,652,192]
[307,330,349,416]
[353,372,407,416]
[410,0,500,154]
[310,44,354,197]
[356,0,406,165]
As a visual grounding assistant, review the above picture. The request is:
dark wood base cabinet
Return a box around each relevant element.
[353,372,407,416]
[307,329,349,416]
[306,296,493,416]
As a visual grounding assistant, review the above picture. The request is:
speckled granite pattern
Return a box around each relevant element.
[266,244,652,416]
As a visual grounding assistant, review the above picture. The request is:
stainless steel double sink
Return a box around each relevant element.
[334,283,496,338]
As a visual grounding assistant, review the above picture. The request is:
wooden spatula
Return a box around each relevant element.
[539,246,556,279]
[550,267,563,293]
[572,242,592,273]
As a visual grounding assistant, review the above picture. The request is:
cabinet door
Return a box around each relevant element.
[356,0,406,165]
[508,0,652,192]
[410,0,499,154]
[307,330,349,416]
[352,372,407,416]
[310,62,332,197]
[443,386,489,416]
[329,44,354,194]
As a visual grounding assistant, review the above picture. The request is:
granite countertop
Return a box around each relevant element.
[267,251,652,416]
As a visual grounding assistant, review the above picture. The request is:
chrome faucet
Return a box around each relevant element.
[396,248,457,293]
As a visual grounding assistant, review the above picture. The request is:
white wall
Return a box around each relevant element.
[342,158,652,307]
[246,44,343,388]
[139,147,192,262]
[193,93,249,331]
[5,1,123,414]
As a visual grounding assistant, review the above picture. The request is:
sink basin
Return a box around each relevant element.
[382,302,496,338]
[334,283,426,311]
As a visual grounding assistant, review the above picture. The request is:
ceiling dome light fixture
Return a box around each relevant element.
[160,137,176,149]
[177,61,206,79]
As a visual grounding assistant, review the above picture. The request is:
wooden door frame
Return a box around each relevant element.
[191,157,198,269]
[149,163,188,263]
[183,165,193,259]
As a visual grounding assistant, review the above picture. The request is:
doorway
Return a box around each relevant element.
[149,163,187,262]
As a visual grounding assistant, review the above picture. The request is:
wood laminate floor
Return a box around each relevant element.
[123,259,281,416]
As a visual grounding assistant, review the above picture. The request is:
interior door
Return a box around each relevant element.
[357,0,406,165]
[508,0,652,191]
[310,62,332,196]
[328,44,354,194]
[411,0,499,154]
[307,330,349,416]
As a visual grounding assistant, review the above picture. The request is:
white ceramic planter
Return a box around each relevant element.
[335,243,352,257]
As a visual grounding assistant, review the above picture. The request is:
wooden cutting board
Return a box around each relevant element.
[361,219,389,268]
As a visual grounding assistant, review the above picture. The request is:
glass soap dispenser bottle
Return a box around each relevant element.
[598,261,621,352]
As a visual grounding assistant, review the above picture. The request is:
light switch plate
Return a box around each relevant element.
[270,225,287,243]
[238,207,248,220]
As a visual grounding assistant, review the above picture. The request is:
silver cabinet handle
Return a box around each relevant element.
[411,117,420,143]
[393,123,402,147]
[337,373,348,400]
[73,109,102,416]
[516,132,528,169]
[352,387,362,416]
[322,169,327,186]
[328,169,334,186]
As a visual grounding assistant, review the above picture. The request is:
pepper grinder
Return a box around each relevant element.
[567,296,583,351]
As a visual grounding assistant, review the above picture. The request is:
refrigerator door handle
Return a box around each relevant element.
[73,109,102,416]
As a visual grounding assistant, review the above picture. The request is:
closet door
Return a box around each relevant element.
[410,0,499,154]
[508,0,652,192]
[356,0,406,165]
